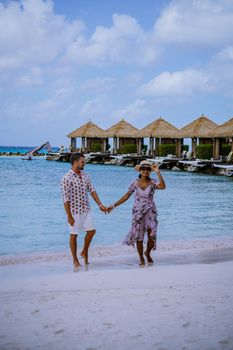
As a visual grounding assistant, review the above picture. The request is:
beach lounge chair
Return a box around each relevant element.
[226,151,233,164]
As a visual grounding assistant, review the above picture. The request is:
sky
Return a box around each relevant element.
[1,0,233,147]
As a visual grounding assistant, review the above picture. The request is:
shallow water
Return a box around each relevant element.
[0,157,232,255]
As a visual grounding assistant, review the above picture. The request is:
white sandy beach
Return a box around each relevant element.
[1,244,233,350]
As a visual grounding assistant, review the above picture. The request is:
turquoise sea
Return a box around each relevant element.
[0,152,233,256]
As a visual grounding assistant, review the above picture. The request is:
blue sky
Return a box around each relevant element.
[1,0,233,146]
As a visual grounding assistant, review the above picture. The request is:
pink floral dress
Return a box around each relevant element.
[123,179,159,250]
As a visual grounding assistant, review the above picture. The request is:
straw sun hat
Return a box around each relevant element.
[135,160,153,172]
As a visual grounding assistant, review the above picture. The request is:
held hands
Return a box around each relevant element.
[99,204,114,214]
[106,205,114,213]
[99,204,108,213]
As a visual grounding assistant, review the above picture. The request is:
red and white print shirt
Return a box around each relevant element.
[61,169,95,215]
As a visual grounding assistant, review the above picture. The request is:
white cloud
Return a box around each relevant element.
[62,13,161,66]
[16,66,43,87]
[0,0,162,90]
[154,0,233,47]
[0,0,84,86]
[213,46,233,62]
[138,69,212,97]
[80,96,111,120]
[112,99,148,122]
[0,0,84,67]
[207,45,233,95]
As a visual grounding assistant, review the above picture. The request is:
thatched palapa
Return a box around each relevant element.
[207,118,233,138]
[206,118,233,158]
[138,117,180,138]
[178,115,218,138]
[67,121,107,153]
[105,118,138,138]
[178,115,219,158]
[67,121,106,138]
[105,119,141,154]
[137,117,181,156]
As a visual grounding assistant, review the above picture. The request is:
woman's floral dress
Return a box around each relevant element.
[123,179,159,250]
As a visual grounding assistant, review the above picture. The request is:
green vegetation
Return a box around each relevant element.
[182,144,189,151]
[91,143,102,152]
[118,144,137,154]
[196,144,213,159]
[221,144,231,156]
[158,144,176,157]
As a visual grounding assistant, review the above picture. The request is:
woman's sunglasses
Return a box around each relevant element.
[140,167,151,171]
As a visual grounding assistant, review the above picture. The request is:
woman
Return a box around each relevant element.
[108,160,166,265]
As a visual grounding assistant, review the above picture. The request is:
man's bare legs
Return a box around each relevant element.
[70,234,82,267]
[144,229,154,263]
[81,230,96,264]
[136,241,145,265]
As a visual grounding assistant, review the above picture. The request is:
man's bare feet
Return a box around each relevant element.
[73,259,82,268]
[144,250,154,263]
[81,250,89,265]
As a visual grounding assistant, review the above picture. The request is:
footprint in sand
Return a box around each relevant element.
[219,339,230,346]
[31,309,39,314]
[182,322,190,328]
[103,322,113,328]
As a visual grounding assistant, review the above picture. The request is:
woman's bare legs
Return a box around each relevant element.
[144,229,154,263]
[136,241,145,265]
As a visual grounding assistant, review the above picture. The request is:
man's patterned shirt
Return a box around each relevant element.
[61,169,95,215]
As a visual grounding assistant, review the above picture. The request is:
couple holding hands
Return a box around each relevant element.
[61,152,166,267]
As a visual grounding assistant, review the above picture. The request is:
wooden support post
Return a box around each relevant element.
[192,138,197,158]
[176,139,182,157]
[154,138,159,157]
[136,138,142,155]
[117,137,120,153]
[149,137,153,156]
[102,138,108,153]
[213,138,220,159]
[71,138,76,152]
[113,137,117,154]
[81,137,85,152]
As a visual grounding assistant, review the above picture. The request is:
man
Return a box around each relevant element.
[61,152,107,267]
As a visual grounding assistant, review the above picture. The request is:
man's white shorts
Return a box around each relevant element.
[69,211,95,235]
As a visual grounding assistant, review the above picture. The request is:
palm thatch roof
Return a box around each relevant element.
[67,121,106,138]
[105,118,139,138]
[137,117,180,138]
[207,118,233,138]
[178,115,219,138]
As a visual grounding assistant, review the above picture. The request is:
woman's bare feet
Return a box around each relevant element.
[139,258,145,266]
[144,250,154,263]
[81,250,89,265]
